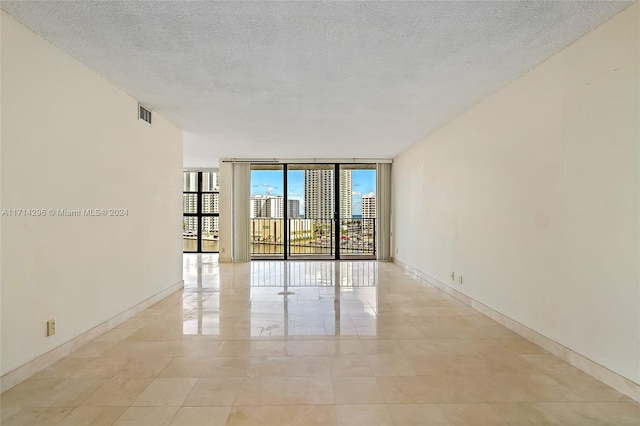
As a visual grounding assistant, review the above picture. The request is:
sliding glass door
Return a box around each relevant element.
[289,164,336,258]
[249,163,376,260]
[338,164,376,257]
[249,164,285,257]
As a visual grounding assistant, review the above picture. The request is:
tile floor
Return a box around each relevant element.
[1,254,638,425]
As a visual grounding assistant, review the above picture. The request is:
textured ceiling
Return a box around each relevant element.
[1,1,632,167]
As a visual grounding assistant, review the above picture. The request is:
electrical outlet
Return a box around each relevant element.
[46,319,56,336]
[451,272,455,281]
[459,275,463,285]
[221,247,225,253]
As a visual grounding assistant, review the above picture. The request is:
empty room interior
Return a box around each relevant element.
[0,1,639,425]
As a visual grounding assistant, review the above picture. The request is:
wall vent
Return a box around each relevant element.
[138,103,152,125]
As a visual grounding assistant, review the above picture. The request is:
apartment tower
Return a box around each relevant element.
[304,169,352,219]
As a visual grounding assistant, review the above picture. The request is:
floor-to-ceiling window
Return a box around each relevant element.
[249,163,376,260]
[339,163,377,257]
[183,170,220,253]
[249,164,285,257]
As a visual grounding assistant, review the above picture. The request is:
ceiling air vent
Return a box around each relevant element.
[138,103,152,125]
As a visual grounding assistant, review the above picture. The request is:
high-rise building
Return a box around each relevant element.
[202,216,219,234]
[201,193,218,214]
[270,196,284,218]
[362,193,376,218]
[341,171,352,219]
[250,197,262,218]
[183,171,198,192]
[304,169,352,219]
[203,172,219,191]
[183,216,198,233]
[183,171,219,192]
[183,174,198,234]
[251,196,268,218]
[183,194,197,214]
[287,199,301,218]
[250,195,284,218]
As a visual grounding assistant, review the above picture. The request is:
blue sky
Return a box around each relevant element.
[251,169,376,217]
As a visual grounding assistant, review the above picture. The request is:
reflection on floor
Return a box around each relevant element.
[1,254,638,425]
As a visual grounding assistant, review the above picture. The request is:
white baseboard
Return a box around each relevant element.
[0,279,184,393]
[392,258,640,403]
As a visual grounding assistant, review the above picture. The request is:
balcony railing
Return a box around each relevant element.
[250,218,376,257]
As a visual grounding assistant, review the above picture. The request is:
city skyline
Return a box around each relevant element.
[251,169,376,217]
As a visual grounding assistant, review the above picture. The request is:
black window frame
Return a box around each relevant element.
[183,171,219,253]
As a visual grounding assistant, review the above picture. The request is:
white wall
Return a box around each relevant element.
[0,12,183,375]
[393,4,639,384]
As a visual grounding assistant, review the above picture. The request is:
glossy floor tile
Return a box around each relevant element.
[1,254,638,425]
